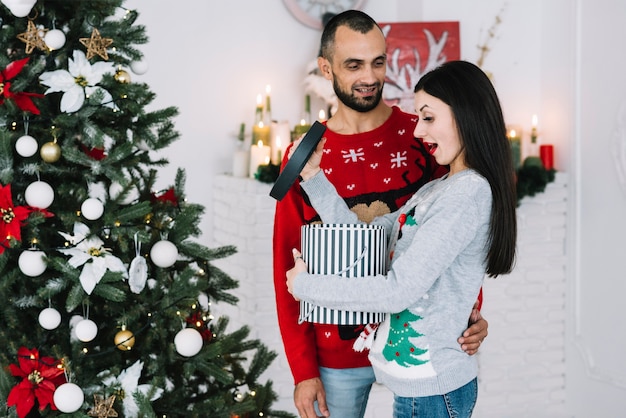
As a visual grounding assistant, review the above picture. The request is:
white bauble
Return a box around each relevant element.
[53,383,84,413]
[130,59,148,75]
[38,307,61,330]
[174,328,203,357]
[150,240,178,268]
[24,181,54,209]
[44,29,66,50]
[75,319,98,342]
[1,0,37,17]
[81,198,104,220]
[15,135,38,157]
[18,250,46,277]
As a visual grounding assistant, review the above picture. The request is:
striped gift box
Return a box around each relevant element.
[299,224,387,325]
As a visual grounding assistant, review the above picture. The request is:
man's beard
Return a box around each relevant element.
[333,77,383,113]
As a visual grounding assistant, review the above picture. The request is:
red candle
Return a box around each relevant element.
[540,145,554,170]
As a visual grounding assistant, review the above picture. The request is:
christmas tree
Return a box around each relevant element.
[0,1,290,417]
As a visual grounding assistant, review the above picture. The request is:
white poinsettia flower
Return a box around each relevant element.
[58,222,128,295]
[100,360,163,416]
[39,50,116,113]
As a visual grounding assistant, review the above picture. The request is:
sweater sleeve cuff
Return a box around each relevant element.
[300,170,335,198]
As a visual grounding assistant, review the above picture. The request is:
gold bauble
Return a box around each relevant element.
[114,328,135,351]
[40,141,61,163]
[114,69,131,84]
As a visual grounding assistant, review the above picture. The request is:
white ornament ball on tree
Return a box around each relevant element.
[24,181,54,209]
[18,250,47,277]
[15,135,38,157]
[174,328,203,357]
[75,319,98,342]
[130,59,148,75]
[38,307,61,330]
[0,0,37,17]
[80,198,104,220]
[44,29,66,50]
[53,382,84,413]
[150,240,178,268]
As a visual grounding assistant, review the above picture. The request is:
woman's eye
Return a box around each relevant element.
[422,116,433,122]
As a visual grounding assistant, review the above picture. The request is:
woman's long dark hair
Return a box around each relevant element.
[414,60,517,277]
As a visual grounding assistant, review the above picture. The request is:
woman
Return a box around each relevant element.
[286,60,517,417]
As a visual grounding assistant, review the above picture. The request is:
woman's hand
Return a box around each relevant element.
[288,137,326,181]
[286,249,308,300]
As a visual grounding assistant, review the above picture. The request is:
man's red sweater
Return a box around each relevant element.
[272,106,448,384]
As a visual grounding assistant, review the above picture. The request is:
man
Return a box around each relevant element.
[273,10,488,418]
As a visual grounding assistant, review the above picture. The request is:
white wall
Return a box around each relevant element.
[125,0,626,415]
[126,0,557,237]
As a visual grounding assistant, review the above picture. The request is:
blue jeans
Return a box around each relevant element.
[393,378,478,418]
[315,366,376,418]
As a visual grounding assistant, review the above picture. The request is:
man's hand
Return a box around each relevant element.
[288,137,326,181]
[294,377,330,418]
[458,302,488,355]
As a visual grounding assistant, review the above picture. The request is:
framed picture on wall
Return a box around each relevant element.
[379,21,460,112]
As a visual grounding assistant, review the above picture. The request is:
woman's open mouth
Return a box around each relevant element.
[425,142,438,155]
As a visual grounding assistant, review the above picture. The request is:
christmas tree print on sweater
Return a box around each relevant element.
[383,310,428,366]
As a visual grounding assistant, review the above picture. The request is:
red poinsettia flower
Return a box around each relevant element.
[80,143,107,160]
[0,57,43,115]
[186,310,213,341]
[7,347,66,418]
[150,187,179,207]
[0,183,32,254]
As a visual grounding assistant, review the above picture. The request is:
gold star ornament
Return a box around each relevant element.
[16,20,48,54]
[79,28,113,60]
[87,394,118,418]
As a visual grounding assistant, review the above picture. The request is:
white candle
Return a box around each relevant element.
[232,148,249,178]
[319,109,326,122]
[249,140,270,178]
[270,120,291,164]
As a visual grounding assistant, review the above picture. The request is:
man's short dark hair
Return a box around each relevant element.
[319,10,381,60]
